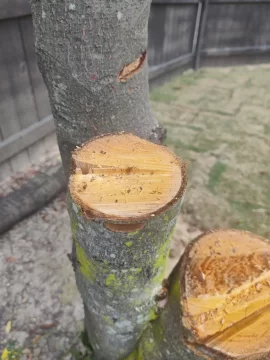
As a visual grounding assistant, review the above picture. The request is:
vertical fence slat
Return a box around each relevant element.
[0,0,31,20]
[0,19,39,133]
[0,18,39,172]
[16,19,39,129]
[20,16,51,121]
[149,2,199,75]
[194,0,210,69]
[191,2,202,54]
[0,21,22,139]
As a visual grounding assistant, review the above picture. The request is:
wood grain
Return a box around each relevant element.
[181,229,270,359]
[70,133,184,220]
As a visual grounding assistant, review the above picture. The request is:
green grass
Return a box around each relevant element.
[150,89,177,104]
[208,161,227,194]
[151,65,270,239]
[264,123,270,134]
[1,342,23,360]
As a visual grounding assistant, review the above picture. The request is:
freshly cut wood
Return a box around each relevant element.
[181,229,270,359]
[68,132,187,359]
[133,230,270,360]
[70,132,183,221]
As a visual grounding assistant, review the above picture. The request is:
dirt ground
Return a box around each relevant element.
[0,194,200,360]
[1,64,269,359]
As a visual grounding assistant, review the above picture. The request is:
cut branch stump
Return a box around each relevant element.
[68,133,187,359]
[135,229,270,360]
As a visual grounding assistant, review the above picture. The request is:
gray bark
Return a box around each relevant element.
[28,1,188,359]
[131,263,206,360]
[29,0,165,177]
[68,187,186,359]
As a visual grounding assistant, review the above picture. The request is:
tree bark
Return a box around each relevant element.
[68,133,187,359]
[69,197,183,360]
[129,263,205,360]
[29,0,165,178]
[29,2,270,360]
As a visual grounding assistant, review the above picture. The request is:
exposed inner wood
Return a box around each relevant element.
[69,133,183,220]
[181,229,270,359]
[104,222,146,232]
[118,51,147,82]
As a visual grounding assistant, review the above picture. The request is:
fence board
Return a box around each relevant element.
[0,160,12,183]
[203,3,270,50]
[0,19,38,137]
[210,0,270,3]
[0,115,54,164]
[20,16,51,121]
[195,0,209,69]
[0,22,22,139]
[149,54,193,79]
[10,150,31,173]
[152,0,200,3]
[202,45,270,56]
[0,0,31,20]
[148,4,198,67]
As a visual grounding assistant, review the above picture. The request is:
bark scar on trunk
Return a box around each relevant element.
[118,51,147,83]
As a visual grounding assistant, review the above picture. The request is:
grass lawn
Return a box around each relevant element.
[151,65,270,239]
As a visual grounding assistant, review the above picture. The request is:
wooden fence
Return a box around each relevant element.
[1,0,270,178]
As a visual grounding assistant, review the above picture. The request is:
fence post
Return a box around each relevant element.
[194,0,210,70]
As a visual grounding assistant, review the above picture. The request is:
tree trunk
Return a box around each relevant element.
[68,133,187,359]
[29,2,270,360]
[29,0,165,178]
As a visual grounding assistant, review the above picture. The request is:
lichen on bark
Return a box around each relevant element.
[66,132,187,359]
[130,263,205,360]
[68,193,186,359]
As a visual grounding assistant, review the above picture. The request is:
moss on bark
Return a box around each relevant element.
[67,194,185,359]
